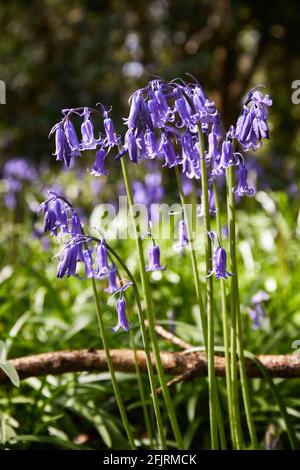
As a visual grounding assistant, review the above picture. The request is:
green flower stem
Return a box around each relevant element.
[212,180,236,447]
[91,277,136,449]
[130,329,155,448]
[226,164,258,449]
[174,167,206,338]
[105,243,167,449]
[174,166,226,450]
[120,157,184,450]
[197,125,218,449]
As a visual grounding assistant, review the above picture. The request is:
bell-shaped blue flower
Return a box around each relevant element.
[233,165,254,197]
[112,296,130,333]
[105,264,119,293]
[91,148,108,176]
[96,241,110,277]
[145,244,165,271]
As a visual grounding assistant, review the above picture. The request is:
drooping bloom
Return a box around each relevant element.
[105,265,119,294]
[161,134,179,168]
[96,241,110,277]
[233,165,254,197]
[208,231,232,280]
[103,112,118,146]
[145,244,165,271]
[63,118,81,156]
[81,108,99,150]
[50,124,73,167]
[83,248,94,278]
[41,193,70,236]
[212,246,232,279]
[124,128,139,163]
[57,242,80,278]
[177,219,189,247]
[112,296,130,333]
[217,140,238,171]
[91,148,108,176]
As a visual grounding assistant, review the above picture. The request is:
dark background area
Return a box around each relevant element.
[0,0,300,188]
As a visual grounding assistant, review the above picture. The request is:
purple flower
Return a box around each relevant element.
[248,290,269,329]
[105,265,119,293]
[161,135,179,168]
[124,128,138,163]
[83,248,94,278]
[248,304,266,330]
[63,118,81,156]
[57,243,80,278]
[213,246,232,279]
[251,290,270,304]
[217,140,238,171]
[233,165,254,197]
[208,231,232,280]
[112,296,130,333]
[50,124,73,167]
[91,148,108,176]
[177,219,189,247]
[42,194,70,236]
[81,108,99,150]
[235,89,272,151]
[103,113,118,146]
[96,241,110,277]
[145,244,165,271]
[125,90,143,129]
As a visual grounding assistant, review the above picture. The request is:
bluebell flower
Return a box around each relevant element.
[57,243,80,278]
[63,118,81,156]
[105,264,119,294]
[96,240,110,277]
[161,134,179,168]
[103,112,118,146]
[81,107,99,150]
[42,193,70,236]
[177,219,189,247]
[145,244,165,271]
[83,248,94,278]
[233,164,254,197]
[50,124,73,166]
[112,295,130,333]
[208,231,232,280]
[91,148,108,176]
[125,90,143,129]
[124,128,139,163]
[217,140,239,171]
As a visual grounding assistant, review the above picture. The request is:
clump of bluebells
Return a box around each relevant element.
[41,75,273,450]
[43,76,272,321]
[41,191,132,331]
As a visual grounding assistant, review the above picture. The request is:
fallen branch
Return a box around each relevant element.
[1,349,300,384]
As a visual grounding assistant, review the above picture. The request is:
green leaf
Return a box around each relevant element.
[0,362,20,387]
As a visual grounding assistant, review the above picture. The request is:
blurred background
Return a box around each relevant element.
[0,0,300,186]
[0,0,300,450]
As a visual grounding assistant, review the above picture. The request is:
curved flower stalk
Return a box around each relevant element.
[41,193,167,448]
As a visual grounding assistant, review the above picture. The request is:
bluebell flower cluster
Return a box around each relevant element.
[49,106,120,171]
[46,77,272,300]
[41,192,132,332]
